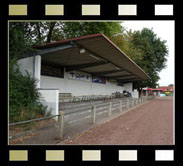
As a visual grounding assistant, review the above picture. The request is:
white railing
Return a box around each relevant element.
[9,95,156,140]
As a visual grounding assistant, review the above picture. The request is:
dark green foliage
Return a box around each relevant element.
[9,58,47,123]
[9,22,48,123]
[61,22,123,39]
[9,22,37,60]
[123,28,168,91]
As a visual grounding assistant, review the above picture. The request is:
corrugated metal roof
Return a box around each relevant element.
[34,33,151,82]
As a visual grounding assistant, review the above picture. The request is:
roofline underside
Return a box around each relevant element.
[34,33,151,82]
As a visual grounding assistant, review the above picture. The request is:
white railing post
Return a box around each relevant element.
[58,111,64,139]
[120,100,122,113]
[91,105,96,124]
[127,99,129,110]
[132,98,134,107]
[108,102,112,117]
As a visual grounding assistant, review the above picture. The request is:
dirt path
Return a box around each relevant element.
[62,96,174,145]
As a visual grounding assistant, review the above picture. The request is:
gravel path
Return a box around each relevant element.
[62,96,173,145]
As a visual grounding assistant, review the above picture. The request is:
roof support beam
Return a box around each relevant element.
[119,78,141,83]
[117,76,137,80]
[31,44,74,56]
[107,74,133,80]
[91,70,124,77]
[66,61,108,72]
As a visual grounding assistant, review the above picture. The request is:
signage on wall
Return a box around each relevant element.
[67,71,91,81]
[92,76,106,84]
[41,63,64,78]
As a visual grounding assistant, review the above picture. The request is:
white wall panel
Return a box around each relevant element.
[40,75,132,96]
[39,89,59,116]
[123,83,133,92]
[66,79,92,96]
[40,76,66,92]
[91,82,107,95]
[17,55,41,88]
[17,56,34,77]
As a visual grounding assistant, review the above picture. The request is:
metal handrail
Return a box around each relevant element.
[95,102,110,108]
[10,96,156,126]
[65,98,129,115]
[9,114,60,126]
[64,106,91,115]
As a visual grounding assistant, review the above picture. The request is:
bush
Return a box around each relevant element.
[9,58,47,123]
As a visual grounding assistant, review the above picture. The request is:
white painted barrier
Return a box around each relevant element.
[39,89,59,116]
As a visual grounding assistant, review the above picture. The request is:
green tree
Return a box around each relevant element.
[123,28,168,92]
[61,22,123,39]
[9,58,47,123]
[9,23,47,122]
[9,22,34,59]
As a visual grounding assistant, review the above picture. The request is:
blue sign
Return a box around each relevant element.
[92,76,106,84]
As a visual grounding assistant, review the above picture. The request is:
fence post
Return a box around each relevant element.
[108,102,112,117]
[120,100,122,113]
[91,105,96,124]
[58,111,64,139]
[127,99,129,110]
[134,99,136,106]
[132,98,134,107]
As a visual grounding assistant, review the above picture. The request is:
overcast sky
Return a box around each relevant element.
[122,21,174,87]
